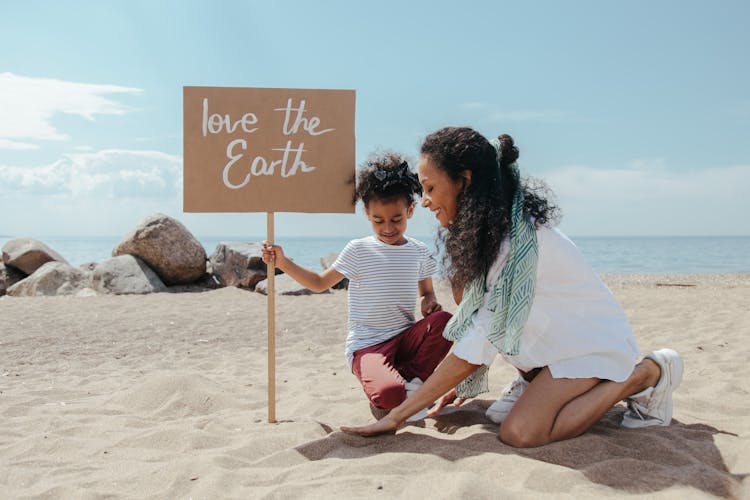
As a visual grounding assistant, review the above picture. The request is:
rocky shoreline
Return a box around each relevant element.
[0,213,343,297]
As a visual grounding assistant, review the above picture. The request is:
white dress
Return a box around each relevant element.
[451,226,640,382]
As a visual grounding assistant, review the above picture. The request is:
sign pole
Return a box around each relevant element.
[267,212,276,423]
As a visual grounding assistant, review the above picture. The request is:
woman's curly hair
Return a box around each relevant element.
[355,151,422,207]
[420,127,560,289]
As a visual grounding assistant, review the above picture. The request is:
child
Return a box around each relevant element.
[262,152,452,418]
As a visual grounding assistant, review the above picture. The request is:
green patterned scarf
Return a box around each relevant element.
[442,142,539,398]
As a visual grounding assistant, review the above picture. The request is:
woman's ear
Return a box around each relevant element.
[460,169,472,188]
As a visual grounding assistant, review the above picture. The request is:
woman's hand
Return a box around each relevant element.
[340,413,401,437]
[426,388,467,417]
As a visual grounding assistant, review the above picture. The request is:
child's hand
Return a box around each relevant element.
[261,241,286,268]
[420,294,443,317]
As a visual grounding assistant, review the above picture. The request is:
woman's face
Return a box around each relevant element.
[417,155,466,228]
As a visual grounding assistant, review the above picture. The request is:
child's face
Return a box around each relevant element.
[418,155,466,228]
[365,197,414,245]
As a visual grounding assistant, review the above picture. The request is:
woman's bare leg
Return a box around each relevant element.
[499,358,660,448]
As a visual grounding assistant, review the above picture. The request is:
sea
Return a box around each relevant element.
[1,235,749,275]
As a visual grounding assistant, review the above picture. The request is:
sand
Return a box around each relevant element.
[1,274,748,499]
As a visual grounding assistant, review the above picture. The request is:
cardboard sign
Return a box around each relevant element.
[183,86,355,213]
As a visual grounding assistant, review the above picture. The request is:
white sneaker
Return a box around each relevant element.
[621,348,684,428]
[485,375,529,424]
[404,377,429,422]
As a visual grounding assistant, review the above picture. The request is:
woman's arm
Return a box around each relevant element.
[340,353,480,436]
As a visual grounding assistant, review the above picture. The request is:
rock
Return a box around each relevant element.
[92,255,167,295]
[320,252,348,290]
[254,274,330,296]
[1,237,68,275]
[7,262,90,297]
[209,242,268,289]
[79,262,98,272]
[1,261,26,296]
[112,214,207,286]
[167,273,222,293]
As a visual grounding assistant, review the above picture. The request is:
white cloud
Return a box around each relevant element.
[542,161,750,236]
[0,149,182,199]
[0,138,39,150]
[0,72,142,148]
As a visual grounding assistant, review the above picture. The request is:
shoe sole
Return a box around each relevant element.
[650,348,684,393]
[621,348,683,428]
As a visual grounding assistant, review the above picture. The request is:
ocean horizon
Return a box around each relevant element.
[1,234,749,275]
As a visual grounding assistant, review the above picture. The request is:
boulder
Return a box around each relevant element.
[92,255,167,295]
[7,262,90,297]
[79,262,98,272]
[1,261,26,296]
[166,273,222,293]
[209,242,268,289]
[1,237,68,275]
[320,252,349,290]
[254,274,330,296]
[112,214,207,285]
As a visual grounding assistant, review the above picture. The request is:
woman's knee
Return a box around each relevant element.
[498,417,546,448]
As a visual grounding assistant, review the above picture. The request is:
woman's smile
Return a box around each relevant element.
[417,155,464,228]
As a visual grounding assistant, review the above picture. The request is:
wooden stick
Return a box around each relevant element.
[267,212,276,423]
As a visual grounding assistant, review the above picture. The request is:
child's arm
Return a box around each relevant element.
[418,277,443,317]
[262,242,345,293]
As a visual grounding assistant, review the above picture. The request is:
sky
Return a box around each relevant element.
[1,0,748,239]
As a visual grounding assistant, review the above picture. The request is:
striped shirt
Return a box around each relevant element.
[332,235,437,367]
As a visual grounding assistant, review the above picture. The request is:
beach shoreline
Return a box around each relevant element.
[1,274,748,498]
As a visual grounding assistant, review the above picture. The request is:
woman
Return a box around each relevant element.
[341,127,683,448]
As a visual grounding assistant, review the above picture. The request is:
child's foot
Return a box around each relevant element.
[485,375,529,424]
[621,348,683,428]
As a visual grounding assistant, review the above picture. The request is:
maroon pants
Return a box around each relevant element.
[351,311,452,410]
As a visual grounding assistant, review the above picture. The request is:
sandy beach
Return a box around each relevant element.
[1,274,748,499]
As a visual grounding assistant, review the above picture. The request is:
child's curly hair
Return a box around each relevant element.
[355,152,422,207]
